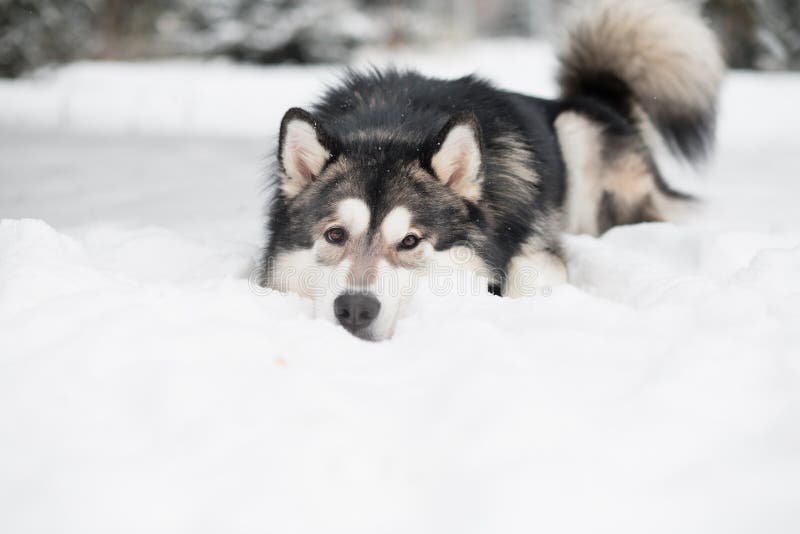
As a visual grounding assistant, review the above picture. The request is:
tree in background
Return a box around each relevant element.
[157,0,379,63]
[94,0,162,59]
[0,0,96,77]
[757,0,800,70]
[705,0,759,68]
[705,0,800,69]
[2,0,800,78]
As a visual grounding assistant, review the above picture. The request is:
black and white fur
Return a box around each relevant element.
[262,0,724,340]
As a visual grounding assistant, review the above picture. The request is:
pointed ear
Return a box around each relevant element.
[278,108,336,198]
[428,112,483,201]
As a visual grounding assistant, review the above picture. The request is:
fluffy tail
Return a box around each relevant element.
[557,0,725,162]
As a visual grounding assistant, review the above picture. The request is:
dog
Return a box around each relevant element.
[260,0,724,341]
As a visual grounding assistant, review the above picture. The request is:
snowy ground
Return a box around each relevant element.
[1,40,799,533]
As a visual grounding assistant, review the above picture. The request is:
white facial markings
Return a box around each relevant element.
[381,206,412,244]
[368,258,411,339]
[336,198,371,238]
[268,248,318,297]
[429,246,491,278]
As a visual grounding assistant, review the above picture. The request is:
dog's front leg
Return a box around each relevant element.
[503,247,567,299]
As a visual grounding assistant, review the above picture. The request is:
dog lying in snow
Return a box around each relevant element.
[261,0,724,340]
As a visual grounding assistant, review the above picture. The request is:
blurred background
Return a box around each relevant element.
[1,0,799,239]
[1,0,799,79]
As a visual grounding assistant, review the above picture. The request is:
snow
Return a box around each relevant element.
[1,40,800,533]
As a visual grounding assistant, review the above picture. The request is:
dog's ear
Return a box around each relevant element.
[427,112,483,201]
[278,108,337,198]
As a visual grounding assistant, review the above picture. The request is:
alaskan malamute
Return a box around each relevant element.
[261,0,724,340]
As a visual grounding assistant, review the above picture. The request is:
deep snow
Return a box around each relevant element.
[1,40,799,534]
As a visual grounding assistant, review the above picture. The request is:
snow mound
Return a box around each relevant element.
[1,216,799,533]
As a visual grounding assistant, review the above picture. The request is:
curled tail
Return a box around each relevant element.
[557,0,725,162]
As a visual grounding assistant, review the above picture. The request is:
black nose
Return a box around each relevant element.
[334,292,381,333]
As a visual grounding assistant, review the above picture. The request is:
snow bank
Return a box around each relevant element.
[1,40,799,533]
[2,217,798,533]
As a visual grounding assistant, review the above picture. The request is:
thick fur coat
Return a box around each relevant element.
[262,0,724,340]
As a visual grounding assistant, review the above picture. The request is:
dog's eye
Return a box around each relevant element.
[398,233,420,251]
[324,226,348,245]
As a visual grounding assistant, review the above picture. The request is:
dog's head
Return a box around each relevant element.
[263,107,491,340]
